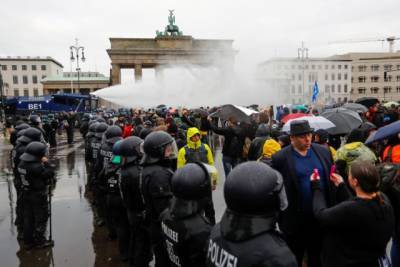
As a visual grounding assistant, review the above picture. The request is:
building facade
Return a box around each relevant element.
[346,52,400,101]
[258,57,352,105]
[0,56,63,97]
[41,72,110,95]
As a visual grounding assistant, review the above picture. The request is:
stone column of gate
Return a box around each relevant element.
[155,65,164,82]
[134,64,142,82]
[111,64,121,85]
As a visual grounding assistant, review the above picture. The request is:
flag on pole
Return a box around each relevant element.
[312,81,319,103]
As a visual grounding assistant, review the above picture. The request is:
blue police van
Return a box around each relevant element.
[4,93,97,115]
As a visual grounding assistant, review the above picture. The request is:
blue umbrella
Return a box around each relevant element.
[365,120,400,144]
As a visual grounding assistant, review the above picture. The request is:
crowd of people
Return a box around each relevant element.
[6,100,400,267]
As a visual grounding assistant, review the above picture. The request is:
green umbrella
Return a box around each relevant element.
[294,105,308,112]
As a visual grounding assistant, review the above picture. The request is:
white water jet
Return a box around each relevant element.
[93,65,285,108]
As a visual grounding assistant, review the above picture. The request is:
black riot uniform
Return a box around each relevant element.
[206,161,297,267]
[105,140,130,261]
[49,114,59,147]
[29,114,49,143]
[18,142,54,249]
[90,122,108,225]
[86,121,99,162]
[160,163,212,267]
[141,131,177,267]
[119,136,152,267]
[79,113,91,138]
[90,122,108,165]
[12,127,43,238]
[65,112,76,144]
[85,121,99,187]
[94,125,122,235]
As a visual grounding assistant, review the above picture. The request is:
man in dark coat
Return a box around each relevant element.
[208,117,244,176]
[272,120,335,267]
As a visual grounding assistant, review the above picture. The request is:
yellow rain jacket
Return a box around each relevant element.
[177,127,217,186]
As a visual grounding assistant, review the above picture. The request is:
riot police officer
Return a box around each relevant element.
[29,114,49,143]
[105,140,130,261]
[41,114,58,148]
[79,113,91,138]
[93,125,122,234]
[90,122,108,225]
[12,127,44,240]
[161,163,212,267]
[206,161,297,267]
[85,121,99,187]
[141,131,178,267]
[90,122,108,165]
[42,115,56,148]
[18,141,54,249]
[119,136,152,267]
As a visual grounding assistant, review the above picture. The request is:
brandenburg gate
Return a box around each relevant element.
[107,11,236,85]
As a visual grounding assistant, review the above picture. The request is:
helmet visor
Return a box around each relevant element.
[164,140,178,160]
[199,163,219,188]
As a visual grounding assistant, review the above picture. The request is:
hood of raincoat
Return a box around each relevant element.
[186,127,201,149]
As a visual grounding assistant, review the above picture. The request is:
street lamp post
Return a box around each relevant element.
[298,42,309,104]
[0,65,5,125]
[70,39,85,94]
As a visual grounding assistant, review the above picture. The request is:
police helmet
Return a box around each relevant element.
[82,113,91,121]
[119,136,143,163]
[20,141,47,162]
[105,125,123,143]
[15,123,30,132]
[95,122,108,138]
[29,114,41,125]
[139,128,152,139]
[88,121,99,131]
[17,129,27,139]
[96,117,106,123]
[224,161,287,215]
[142,131,177,164]
[88,119,98,126]
[172,163,210,200]
[18,127,42,144]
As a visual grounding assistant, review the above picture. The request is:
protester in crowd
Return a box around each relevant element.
[382,134,400,163]
[311,160,394,267]
[258,138,281,166]
[208,116,244,176]
[272,120,335,267]
[314,129,337,160]
[335,128,377,181]
[277,134,291,148]
[247,111,271,161]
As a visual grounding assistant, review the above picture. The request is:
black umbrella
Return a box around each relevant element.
[321,108,363,135]
[359,121,377,132]
[192,108,209,117]
[342,103,368,113]
[355,97,379,108]
[210,104,259,123]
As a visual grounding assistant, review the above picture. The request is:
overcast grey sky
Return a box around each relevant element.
[1,0,399,77]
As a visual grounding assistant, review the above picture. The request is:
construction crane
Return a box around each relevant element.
[329,36,400,53]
